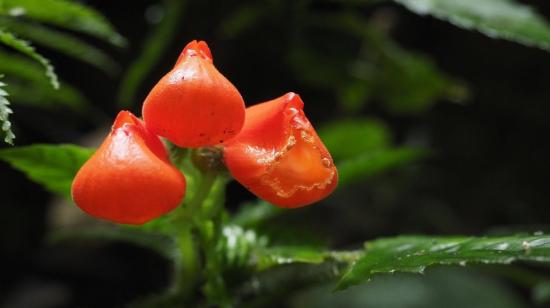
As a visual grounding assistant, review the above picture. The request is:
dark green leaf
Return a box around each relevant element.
[0,0,126,46]
[0,50,55,84]
[5,78,88,110]
[0,77,15,144]
[318,119,391,160]
[375,48,467,114]
[0,52,88,109]
[338,147,426,185]
[355,25,468,114]
[296,11,467,114]
[0,29,58,88]
[0,17,118,73]
[0,144,94,198]
[117,0,185,106]
[336,79,375,113]
[336,235,550,291]
[394,0,550,51]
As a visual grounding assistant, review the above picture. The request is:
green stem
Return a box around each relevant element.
[194,175,233,306]
[167,145,232,306]
[173,226,199,300]
[188,171,217,214]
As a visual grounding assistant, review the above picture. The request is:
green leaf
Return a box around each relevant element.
[0,144,94,198]
[394,0,550,51]
[335,235,550,291]
[117,0,185,106]
[336,79,375,114]
[49,226,177,259]
[0,0,126,46]
[5,78,88,110]
[0,29,58,89]
[318,119,391,160]
[0,51,88,109]
[0,77,15,144]
[0,50,54,84]
[295,11,467,114]
[354,25,468,114]
[338,147,426,185]
[375,47,467,114]
[0,17,118,73]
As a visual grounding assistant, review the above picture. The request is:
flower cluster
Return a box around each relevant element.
[72,40,338,224]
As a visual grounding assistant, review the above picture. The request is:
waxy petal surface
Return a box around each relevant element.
[224,93,338,208]
[72,111,186,224]
[142,40,245,147]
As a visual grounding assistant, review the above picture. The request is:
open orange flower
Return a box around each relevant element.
[224,93,338,208]
[142,40,245,148]
[71,111,186,224]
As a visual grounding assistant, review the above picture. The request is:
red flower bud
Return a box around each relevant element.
[224,93,338,208]
[71,111,186,224]
[142,40,245,147]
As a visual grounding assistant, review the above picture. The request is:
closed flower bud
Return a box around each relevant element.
[224,93,338,208]
[71,111,186,224]
[142,40,245,147]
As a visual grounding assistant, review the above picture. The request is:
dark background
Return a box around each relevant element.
[2,0,550,307]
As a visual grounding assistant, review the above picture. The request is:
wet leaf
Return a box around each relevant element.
[336,235,550,291]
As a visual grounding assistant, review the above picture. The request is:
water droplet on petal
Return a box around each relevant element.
[322,157,332,168]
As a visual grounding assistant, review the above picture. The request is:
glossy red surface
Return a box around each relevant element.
[224,93,338,208]
[71,111,186,224]
[142,40,245,147]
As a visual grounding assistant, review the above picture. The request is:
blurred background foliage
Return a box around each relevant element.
[2,0,550,307]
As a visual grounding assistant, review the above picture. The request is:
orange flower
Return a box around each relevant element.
[73,41,337,221]
[224,93,338,208]
[142,40,245,148]
[71,111,186,224]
